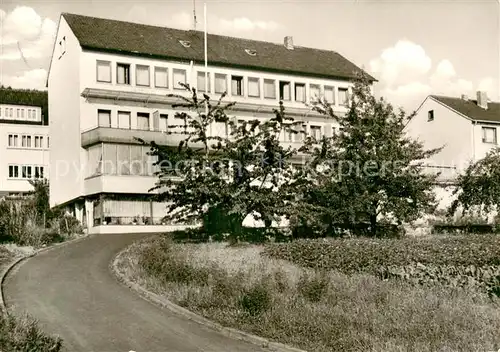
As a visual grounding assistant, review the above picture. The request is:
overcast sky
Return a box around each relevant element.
[1,0,499,111]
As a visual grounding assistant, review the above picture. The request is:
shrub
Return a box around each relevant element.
[297,271,330,303]
[238,283,272,317]
[138,236,210,285]
[264,236,500,294]
[0,312,63,352]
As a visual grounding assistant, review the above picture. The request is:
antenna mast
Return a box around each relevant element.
[193,0,197,30]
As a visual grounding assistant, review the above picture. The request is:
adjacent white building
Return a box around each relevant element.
[48,12,376,234]
[0,101,49,198]
[404,91,500,208]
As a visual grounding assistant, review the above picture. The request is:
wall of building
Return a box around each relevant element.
[404,97,474,178]
[48,16,83,207]
[0,104,43,123]
[472,122,500,162]
[0,123,49,195]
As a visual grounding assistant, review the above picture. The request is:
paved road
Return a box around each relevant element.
[4,234,265,352]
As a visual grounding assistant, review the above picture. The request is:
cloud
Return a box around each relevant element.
[369,40,498,111]
[217,17,280,32]
[1,69,48,89]
[0,6,56,62]
[369,40,432,88]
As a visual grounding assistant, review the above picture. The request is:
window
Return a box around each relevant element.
[136,65,150,86]
[248,77,260,98]
[310,84,320,100]
[338,88,349,106]
[26,136,31,148]
[137,112,150,131]
[117,145,131,175]
[22,166,32,179]
[103,144,117,175]
[32,110,36,120]
[98,110,111,128]
[21,136,27,148]
[231,75,244,96]
[130,145,144,175]
[40,136,44,148]
[47,137,49,148]
[295,83,306,102]
[324,86,335,104]
[197,71,211,92]
[117,63,130,84]
[96,60,111,82]
[279,81,291,101]
[310,125,322,140]
[173,69,186,89]
[160,114,168,132]
[428,110,434,121]
[35,136,41,148]
[482,127,497,144]
[8,134,17,147]
[154,67,168,88]
[118,111,131,129]
[295,124,307,142]
[264,79,276,99]
[8,165,18,178]
[20,109,24,118]
[34,166,44,179]
[215,73,227,94]
[88,144,103,177]
[16,109,20,118]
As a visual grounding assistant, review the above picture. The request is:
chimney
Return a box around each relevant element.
[461,94,468,101]
[284,36,294,50]
[477,91,488,109]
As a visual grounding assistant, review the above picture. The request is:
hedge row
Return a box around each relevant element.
[263,235,500,273]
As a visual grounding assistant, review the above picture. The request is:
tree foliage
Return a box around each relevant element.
[144,84,301,236]
[294,74,441,235]
[449,148,500,216]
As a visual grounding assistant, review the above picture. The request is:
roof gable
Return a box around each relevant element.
[430,95,500,123]
[62,13,376,82]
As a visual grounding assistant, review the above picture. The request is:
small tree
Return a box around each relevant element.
[144,85,300,238]
[296,74,441,236]
[449,148,500,217]
[28,178,50,227]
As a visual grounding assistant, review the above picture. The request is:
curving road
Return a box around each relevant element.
[3,233,265,352]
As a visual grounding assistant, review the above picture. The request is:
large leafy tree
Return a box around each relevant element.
[294,74,442,236]
[449,148,500,216]
[144,85,300,236]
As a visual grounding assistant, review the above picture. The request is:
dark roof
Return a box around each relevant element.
[0,87,49,125]
[431,95,500,123]
[62,13,376,82]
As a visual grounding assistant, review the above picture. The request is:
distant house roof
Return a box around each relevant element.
[62,13,376,82]
[430,95,500,123]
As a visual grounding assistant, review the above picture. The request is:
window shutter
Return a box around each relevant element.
[155,68,168,87]
[153,111,160,131]
[97,61,111,82]
[118,112,131,129]
[264,80,276,99]
[248,78,260,97]
[136,66,150,86]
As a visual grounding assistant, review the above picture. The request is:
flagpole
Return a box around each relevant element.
[204,2,208,115]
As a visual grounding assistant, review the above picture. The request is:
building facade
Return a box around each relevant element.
[48,13,375,234]
[404,91,500,208]
[0,100,49,198]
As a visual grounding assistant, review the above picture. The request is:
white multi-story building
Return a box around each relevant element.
[404,91,500,208]
[0,99,49,198]
[48,12,376,234]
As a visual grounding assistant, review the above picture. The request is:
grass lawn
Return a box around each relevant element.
[116,235,500,352]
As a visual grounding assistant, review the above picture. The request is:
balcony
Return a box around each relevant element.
[81,127,202,148]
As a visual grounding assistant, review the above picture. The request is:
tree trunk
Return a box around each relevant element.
[370,213,377,237]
